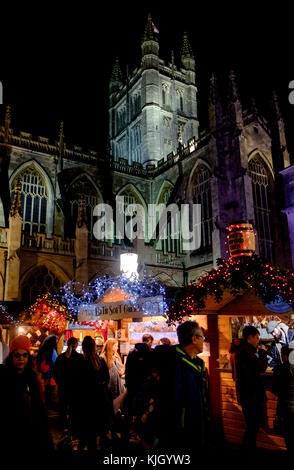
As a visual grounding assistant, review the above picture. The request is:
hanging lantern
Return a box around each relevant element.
[227,222,255,258]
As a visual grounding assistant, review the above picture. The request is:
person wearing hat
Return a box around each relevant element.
[272,341,294,455]
[0,335,53,459]
[266,321,294,371]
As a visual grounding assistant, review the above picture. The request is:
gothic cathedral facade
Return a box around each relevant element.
[0,15,293,307]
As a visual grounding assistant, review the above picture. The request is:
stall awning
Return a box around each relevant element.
[197,288,294,320]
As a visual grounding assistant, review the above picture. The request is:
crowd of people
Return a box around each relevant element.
[0,322,211,460]
[0,318,293,460]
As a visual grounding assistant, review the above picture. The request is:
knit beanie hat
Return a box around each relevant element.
[266,320,278,334]
[10,335,31,353]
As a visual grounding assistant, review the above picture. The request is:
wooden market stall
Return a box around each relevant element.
[19,294,70,355]
[76,286,179,361]
[168,223,294,451]
[193,289,291,451]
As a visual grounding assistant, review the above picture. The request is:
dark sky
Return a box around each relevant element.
[1,4,293,154]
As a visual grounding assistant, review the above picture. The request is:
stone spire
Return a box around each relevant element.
[272,90,290,168]
[10,180,22,218]
[181,32,195,72]
[272,90,281,119]
[4,105,11,143]
[77,196,87,228]
[208,73,223,131]
[227,70,243,127]
[57,120,64,173]
[110,57,123,95]
[6,178,22,300]
[75,196,88,288]
[142,13,157,42]
[141,14,159,66]
[181,32,194,58]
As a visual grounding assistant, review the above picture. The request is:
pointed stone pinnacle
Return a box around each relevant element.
[111,57,123,83]
[77,196,87,228]
[181,32,194,58]
[142,13,157,42]
[10,179,22,218]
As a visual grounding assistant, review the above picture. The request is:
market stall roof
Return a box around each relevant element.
[97,288,130,303]
[196,288,294,319]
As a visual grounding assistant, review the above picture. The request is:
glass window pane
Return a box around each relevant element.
[33,197,40,223]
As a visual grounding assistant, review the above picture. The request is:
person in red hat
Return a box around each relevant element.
[0,335,53,459]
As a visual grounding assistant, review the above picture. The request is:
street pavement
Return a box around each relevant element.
[47,408,290,468]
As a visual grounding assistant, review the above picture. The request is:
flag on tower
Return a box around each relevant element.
[152,22,159,34]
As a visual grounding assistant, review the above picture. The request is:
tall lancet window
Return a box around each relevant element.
[156,186,182,255]
[116,188,145,245]
[68,177,99,239]
[193,166,212,252]
[248,157,273,262]
[11,166,48,234]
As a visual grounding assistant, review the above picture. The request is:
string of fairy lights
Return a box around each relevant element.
[167,255,294,324]
[0,274,168,334]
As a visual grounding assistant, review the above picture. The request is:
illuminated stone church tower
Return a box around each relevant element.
[109,14,199,165]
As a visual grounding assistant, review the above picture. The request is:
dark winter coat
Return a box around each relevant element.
[158,345,210,449]
[72,356,113,437]
[54,349,83,395]
[0,364,53,457]
[125,343,153,394]
[235,342,268,405]
[273,361,294,416]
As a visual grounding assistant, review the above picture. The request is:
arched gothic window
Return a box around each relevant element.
[156,186,182,255]
[68,177,99,240]
[22,265,62,304]
[248,157,273,262]
[117,188,144,244]
[11,166,48,235]
[193,166,212,253]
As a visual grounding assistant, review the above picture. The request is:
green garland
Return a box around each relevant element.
[167,255,294,323]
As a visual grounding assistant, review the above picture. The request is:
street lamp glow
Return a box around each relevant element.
[120,253,138,279]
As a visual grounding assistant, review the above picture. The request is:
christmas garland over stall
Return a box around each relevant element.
[19,274,168,333]
[167,255,294,324]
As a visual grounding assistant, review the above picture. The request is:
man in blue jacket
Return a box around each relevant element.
[158,320,210,452]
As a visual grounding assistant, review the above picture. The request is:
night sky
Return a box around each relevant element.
[0,4,293,155]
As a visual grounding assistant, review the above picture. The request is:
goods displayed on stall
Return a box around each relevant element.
[129,320,177,346]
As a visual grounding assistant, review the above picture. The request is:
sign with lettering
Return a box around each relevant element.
[78,295,165,321]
